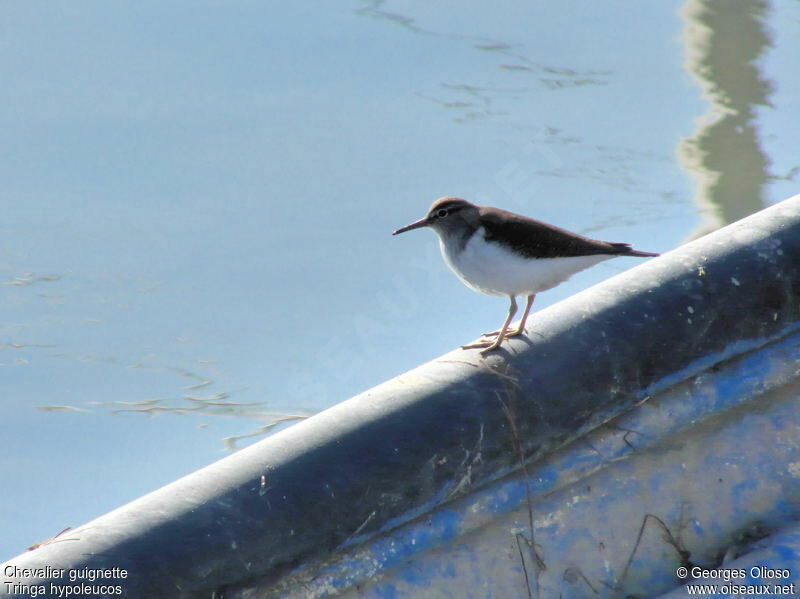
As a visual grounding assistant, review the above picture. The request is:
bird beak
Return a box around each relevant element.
[392,216,429,235]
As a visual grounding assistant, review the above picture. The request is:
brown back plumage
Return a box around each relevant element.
[479,206,659,259]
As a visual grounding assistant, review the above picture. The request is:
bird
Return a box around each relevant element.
[392,197,659,353]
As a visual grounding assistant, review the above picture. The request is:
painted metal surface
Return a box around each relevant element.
[2,195,800,599]
[236,330,800,598]
[658,522,800,598]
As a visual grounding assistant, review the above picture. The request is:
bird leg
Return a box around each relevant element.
[462,296,518,353]
[481,294,535,338]
[512,293,536,336]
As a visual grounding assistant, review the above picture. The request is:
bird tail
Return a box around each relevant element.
[610,243,659,258]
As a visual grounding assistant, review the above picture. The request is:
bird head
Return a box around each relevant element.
[393,197,479,237]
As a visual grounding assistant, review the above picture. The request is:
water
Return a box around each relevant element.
[1,0,798,561]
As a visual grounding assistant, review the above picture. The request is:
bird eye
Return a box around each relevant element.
[436,209,448,218]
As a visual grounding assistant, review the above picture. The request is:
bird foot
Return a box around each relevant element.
[461,337,506,354]
[481,327,524,339]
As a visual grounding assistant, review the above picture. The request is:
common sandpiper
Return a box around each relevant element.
[393,197,659,353]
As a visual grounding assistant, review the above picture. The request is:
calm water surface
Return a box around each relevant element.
[1,1,798,560]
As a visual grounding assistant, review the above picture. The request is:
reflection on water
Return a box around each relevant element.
[357,0,610,124]
[86,367,309,450]
[2,274,309,451]
[34,405,88,413]
[679,0,773,240]
[1,273,62,287]
[97,371,310,451]
[356,0,678,232]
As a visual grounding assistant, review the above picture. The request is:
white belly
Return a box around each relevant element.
[440,230,613,297]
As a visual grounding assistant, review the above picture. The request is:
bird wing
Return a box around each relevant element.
[479,207,637,259]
